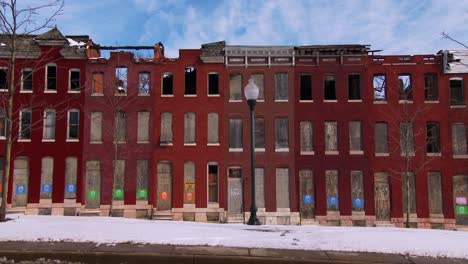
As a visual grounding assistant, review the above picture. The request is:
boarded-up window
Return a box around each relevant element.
[374,172,390,221]
[402,172,416,214]
[40,157,53,199]
[64,157,77,199]
[326,170,339,211]
[452,123,467,155]
[137,111,150,143]
[114,111,126,142]
[400,122,414,155]
[300,74,312,100]
[184,112,196,144]
[299,170,315,219]
[12,158,29,207]
[184,162,195,204]
[160,112,173,144]
[348,74,361,100]
[208,163,218,203]
[453,175,468,225]
[255,168,265,208]
[46,64,57,91]
[373,74,386,101]
[157,161,172,210]
[324,75,336,100]
[251,74,264,101]
[90,112,102,143]
[229,74,242,101]
[254,118,265,149]
[229,119,242,149]
[398,74,412,100]
[0,158,4,197]
[43,110,56,140]
[136,160,148,200]
[325,121,338,152]
[85,160,101,209]
[274,73,288,101]
[208,73,219,95]
[69,69,80,91]
[20,110,31,139]
[424,73,438,101]
[349,121,362,152]
[115,67,127,94]
[275,117,289,149]
[92,72,103,94]
[276,168,289,208]
[162,72,173,95]
[351,171,364,211]
[139,72,150,94]
[184,67,196,95]
[207,113,219,144]
[113,160,125,200]
[300,121,313,153]
[427,122,440,153]
[428,172,442,214]
[22,68,33,91]
[375,122,389,154]
[450,78,464,106]
[68,110,79,140]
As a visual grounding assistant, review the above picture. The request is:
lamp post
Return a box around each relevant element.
[244,78,261,225]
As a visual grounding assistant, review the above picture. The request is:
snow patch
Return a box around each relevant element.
[66,38,85,47]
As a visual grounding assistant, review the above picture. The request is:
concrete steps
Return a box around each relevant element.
[79,210,101,217]
[226,214,244,224]
[153,210,173,221]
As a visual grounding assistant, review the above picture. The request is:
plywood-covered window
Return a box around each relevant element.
[12,158,29,207]
[254,117,264,149]
[276,168,289,209]
[452,123,467,155]
[207,113,219,144]
[424,73,438,101]
[427,122,440,153]
[351,170,364,211]
[326,170,339,211]
[402,172,416,214]
[64,157,77,199]
[325,121,338,152]
[229,74,242,101]
[184,112,196,144]
[85,160,101,209]
[274,73,288,101]
[160,112,173,144]
[349,121,363,152]
[92,72,103,95]
[114,111,126,143]
[428,172,443,215]
[275,117,289,150]
[400,122,414,155]
[375,122,388,154]
[251,74,264,101]
[40,157,53,199]
[136,160,148,200]
[113,160,125,200]
[137,111,150,143]
[184,162,195,204]
[300,121,313,153]
[229,118,242,150]
[90,112,102,143]
[255,167,265,208]
[43,110,56,140]
[300,74,312,101]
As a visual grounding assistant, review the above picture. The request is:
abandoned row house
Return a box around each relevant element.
[0,28,467,228]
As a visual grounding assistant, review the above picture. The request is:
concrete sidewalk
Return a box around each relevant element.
[0,241,467,264]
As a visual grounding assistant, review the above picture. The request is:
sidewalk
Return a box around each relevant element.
[0,242,467,264]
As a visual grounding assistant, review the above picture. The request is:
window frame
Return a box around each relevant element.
[348,73,361,101]
[19,109,32,141]
[67,109,80,142]
[373,74,387,102]
[115,66,128,96]
[68,68,81,93]
[424,73,438,102]
[274,73,288,102]
[207,72,220,96]
[21,68,33,93]
[42,109,56,142]
[299,74,313,102]
[450,77,465,107]
[45,63,57,93]
[229,73,242,102]
[91,72,104,96]
[138,71,151,96]
[229,118,243,151]
[398,73,413,102]
[161,72,174,97]
[275,117,289,151]
[323,74,337,102]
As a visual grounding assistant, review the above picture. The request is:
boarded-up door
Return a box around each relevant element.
[157,161,172,210]
[374,172,390,221]
[85,160,101,209]
[12,158,29,207]
[228,168,242,214]
[453,175,468,225]
[299,170,315,219]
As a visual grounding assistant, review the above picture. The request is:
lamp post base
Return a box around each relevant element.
[247,210,261,225]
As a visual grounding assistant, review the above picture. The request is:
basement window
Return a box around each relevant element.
[373,74,386,101]
[398,74,412,101]
[324,75,336,100]
[208,73,219,95]
[162,72,173,96]
[300,74,312,101]
[115,67,127,95]
[348,74,361,100]
[185,67,196,95]
[424,73,438,101]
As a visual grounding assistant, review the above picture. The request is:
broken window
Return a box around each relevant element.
[115,67,127,94]
[373,74,386,101]
[276,168,290,209]
[46,64,57,91]
[113,160,125,201]
[160,112,173,144]
[375,122,389,154]
[424,73,438,101]
[229,118,242,149]
[300,74,312,101]
[162,72,173,95]
[92,72,103,95]
[274,73,288,101]
[348,74,361,100]
[0,68,7,90]
[43,110,56,140]
[325,121,338,152]
[21,68,32,91]
[400,122,414,155]
[450,78,464,105]
[0,108,6,138]
[137,111,150,143]
[402,172,416,214]
[69,69,80,91]
[275,117,289,150]
[255,117,265,149]
[64,157,77,199]
[184,162,195,204]
[398,74,412,100]
[452,123,467,155]
[20,109,32,140]
[184,66,196,95]
[324,75,336,100]
[207,113,219,144]
[427,122,440,153]
[138,72,150,94]
[184,112,196,144]
[208,163,219,203]
[114,111,126,143]
[428,172,443,215]
[40,157,53,199]
[136,160,148,200]
[300,121,313,153]
[90,112,102,143]
[251,74,264,101]
[349,121,362,152]
[208,73,219,95]
[229,74,242,101]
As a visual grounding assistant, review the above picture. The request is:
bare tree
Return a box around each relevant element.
[0,0,64,222]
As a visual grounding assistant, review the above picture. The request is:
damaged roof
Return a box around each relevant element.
[442,50,468,74]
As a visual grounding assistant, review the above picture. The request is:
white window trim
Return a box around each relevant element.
[300,100,314,103]
[350,150,364,155]
[375,153,390,157]
[373,100,387,104]
[207,72,220,96]
[207,143,220,146]
[67,109,79,141]
[300,150,315,155]
[159,142,173,146]
[21,68,33,93]
[325,150,339,155]
[398,100,413,104]
[348,99,362,103]
[45,63,57,92]
[255,148,265,152]
[229,148,243,152]
[229,99,243,103]
[19,109,32,141]
[427,152,442,157]
[453,154,468,159]
[424,100,439,103]
[68,68,81,93]
[450,105,466,109]
[275,148,289,152]
[42,109,56,141]
[275,99,289,102]
[324,100,338,103]
[183,94,197,97]
[184,143,197,146]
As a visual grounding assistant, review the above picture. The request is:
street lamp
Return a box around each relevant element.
[244,78,260,225]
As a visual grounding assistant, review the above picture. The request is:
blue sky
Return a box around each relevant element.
[26,0,468,57]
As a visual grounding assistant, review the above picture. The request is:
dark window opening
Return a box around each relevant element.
[424,73,438,101]
[22,69,33,91]
[450,78,464,105]
[324,75,336,100]
[427,122,440,153]
[300,74,312,100]
[47,65,57,90]
[162,73,173,95]
[348,74,361,100]
[70,70,80,91]
[0,68,7,90]
[68,111,79,139]
[208,73,219,95]
[20,110,32,139]
[398,74,412,100]
[185,67,196,95]
[254,118,265,149]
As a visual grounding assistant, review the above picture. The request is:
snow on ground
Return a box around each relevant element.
[1,214,468,259]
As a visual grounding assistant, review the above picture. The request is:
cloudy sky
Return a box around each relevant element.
[21,0,468,57]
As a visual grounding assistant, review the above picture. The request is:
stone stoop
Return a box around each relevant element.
[227,214,244,224]
[78,210,101,217]
[374,221,396,227]
[152,210,173,221]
